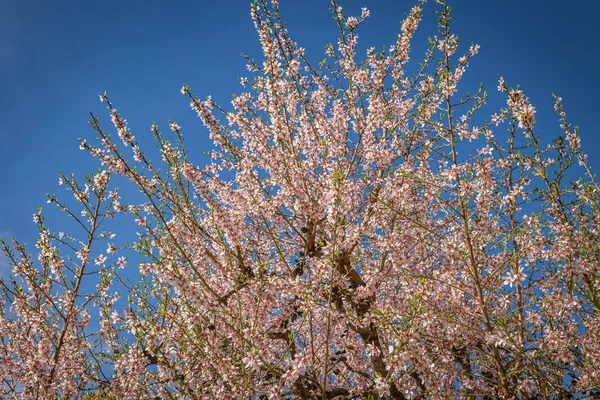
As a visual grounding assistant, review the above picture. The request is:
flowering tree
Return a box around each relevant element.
[2,0,599,398]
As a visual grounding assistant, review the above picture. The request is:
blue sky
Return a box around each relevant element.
[1,0,599,276]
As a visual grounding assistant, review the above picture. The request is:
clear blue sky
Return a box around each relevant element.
[1,0,599,275]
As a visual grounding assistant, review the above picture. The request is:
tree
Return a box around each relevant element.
[2,0,599,398]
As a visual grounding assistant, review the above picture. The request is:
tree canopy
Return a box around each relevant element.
[1,1,599,398]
